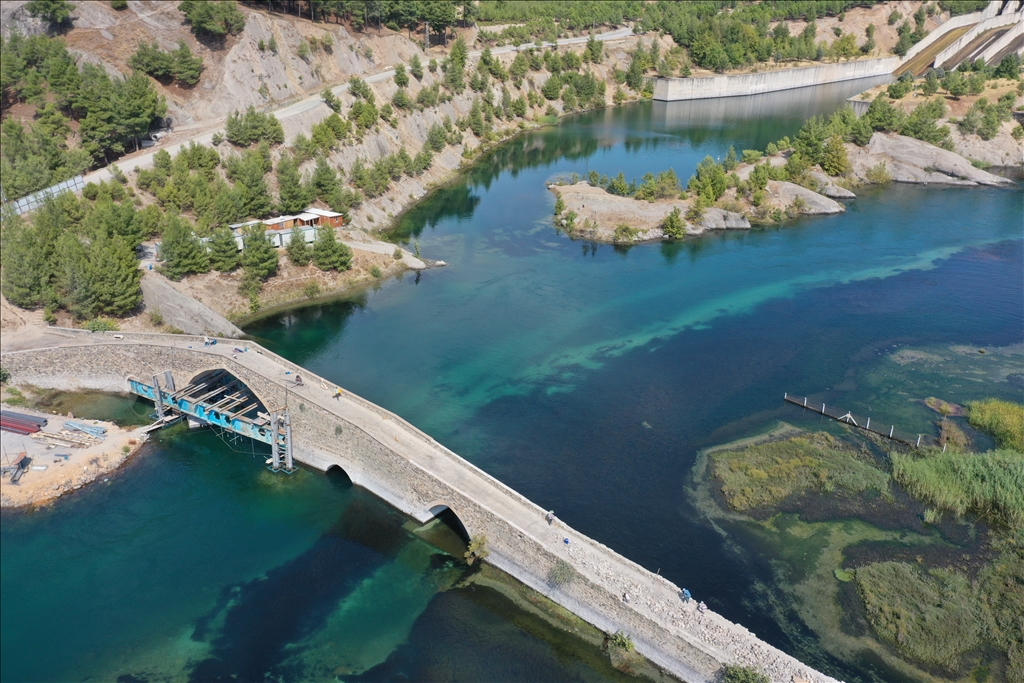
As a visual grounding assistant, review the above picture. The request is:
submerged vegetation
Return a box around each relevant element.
[710,432,889,511]
[709,389,1024,679]
[855,562,983,671]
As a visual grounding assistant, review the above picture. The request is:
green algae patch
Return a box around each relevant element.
[855,561,982,673]
[967,399,1024,451]
[891,448,1024,528]
[710,432,890,511]
[977,535,1024,683]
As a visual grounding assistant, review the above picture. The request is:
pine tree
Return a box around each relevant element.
[0,213,48,308]
[286,227,311,266]
[312,226,352,271]
[311,156,337,201]
[89,233,143,316]
[662,207,685,239]
[159,214,209,280]
[55,232,96,319]
[276,153,310,214]
[208,226,239,272]
[821,135,850,176]
[394,63,409,87]
[240,223,278,281]
[941,70,967,100]
[409,53,423,80]
[922,70,939,96]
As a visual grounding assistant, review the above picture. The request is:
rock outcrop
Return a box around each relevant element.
[808,170,857,198]
[849,133,1015,187]
[768,180,846,214]
[551,182,750,243]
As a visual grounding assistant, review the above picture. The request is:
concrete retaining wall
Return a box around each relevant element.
[932,10,1024,68]
[653,58,900,101]
[977,13,1024,63]
[901,1,998,61]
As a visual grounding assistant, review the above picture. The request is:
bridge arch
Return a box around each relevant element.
[325,463,353,488]
[420,501,472,544]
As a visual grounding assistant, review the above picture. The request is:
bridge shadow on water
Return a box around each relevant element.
[171,467,476,683]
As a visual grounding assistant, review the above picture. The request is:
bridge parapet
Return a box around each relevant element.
[2,332,840,683]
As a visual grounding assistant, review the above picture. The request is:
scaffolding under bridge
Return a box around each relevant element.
[128,369,295,472]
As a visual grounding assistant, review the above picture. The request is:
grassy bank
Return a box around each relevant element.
[967,398,1024,451]
[891,448,1024,528]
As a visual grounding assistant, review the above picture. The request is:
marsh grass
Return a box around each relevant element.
[855,561,982,672]
[967,399,1024,451]
[890,449,1024,528]
[710,432,890,511]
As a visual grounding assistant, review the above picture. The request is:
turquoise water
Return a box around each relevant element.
[3,80,1022,682]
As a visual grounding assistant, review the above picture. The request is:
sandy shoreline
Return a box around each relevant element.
[0,406,151,509]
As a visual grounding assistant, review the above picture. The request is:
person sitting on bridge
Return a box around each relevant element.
[698,601,707,613]
[334,388,343,400]
[294,375,303,386]
[545,510,555,525]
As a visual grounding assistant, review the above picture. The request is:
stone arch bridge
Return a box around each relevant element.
[1,329,837,683]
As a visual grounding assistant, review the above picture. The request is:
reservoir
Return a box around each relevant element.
[2,77,1021,683]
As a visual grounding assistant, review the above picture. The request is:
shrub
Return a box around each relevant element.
[865,162,891,184]
[741,149,762,164]
[662,207,685,239]
[111,0,128,9]
[148,308,164,326]
[614,224,640,243]
[724,665,770,683]
[608,631,634,652]
[84,317,120,331]
[465,534,489,565]
[303,281,321,299]
[548,559,577,586]
[685,200,705,223]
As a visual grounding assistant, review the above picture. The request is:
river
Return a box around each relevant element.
[2,77,1021,683]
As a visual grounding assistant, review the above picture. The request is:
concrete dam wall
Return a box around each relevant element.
[653,57,901,102]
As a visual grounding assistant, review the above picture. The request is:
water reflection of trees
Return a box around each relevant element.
[392,184,482,241]
[392,130,603,239]
[244,292,368,364]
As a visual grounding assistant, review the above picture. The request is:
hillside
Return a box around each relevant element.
[1,0,1018,330]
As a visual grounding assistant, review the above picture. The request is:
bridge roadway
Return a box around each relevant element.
[1,329,838,683]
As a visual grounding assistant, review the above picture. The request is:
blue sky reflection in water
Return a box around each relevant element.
[1,76,1021,683]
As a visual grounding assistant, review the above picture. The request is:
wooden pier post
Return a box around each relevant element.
[916,435,922,448]
[822,403,826,414]
[803,397,807,407]
[890,426,894,438]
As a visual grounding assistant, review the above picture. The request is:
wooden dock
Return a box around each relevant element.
[783,393,936,448]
